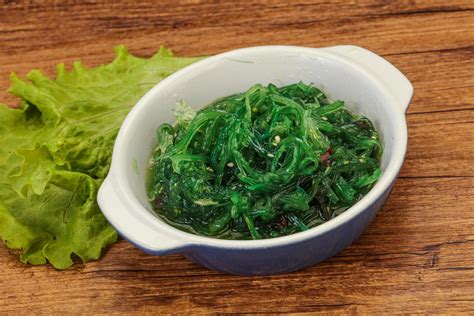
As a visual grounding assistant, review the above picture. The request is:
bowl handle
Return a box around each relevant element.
[98,176,188,255]
[324,45,413,113]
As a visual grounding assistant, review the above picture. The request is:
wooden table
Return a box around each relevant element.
[1,1,473,314]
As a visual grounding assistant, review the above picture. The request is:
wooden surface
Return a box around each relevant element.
[1,0,474,314]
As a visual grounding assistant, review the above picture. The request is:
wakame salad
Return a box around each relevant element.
[147,82,382,240]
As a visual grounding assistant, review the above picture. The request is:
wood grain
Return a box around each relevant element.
[1,0,473,314]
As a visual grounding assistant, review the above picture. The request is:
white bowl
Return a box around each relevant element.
[98,45,413,275]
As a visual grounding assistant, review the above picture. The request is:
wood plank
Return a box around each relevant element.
[0,2,473,66]
[389,47,474,114]
[1,3,472,57]
[404,109,474,177]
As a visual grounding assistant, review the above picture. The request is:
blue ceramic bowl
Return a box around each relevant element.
[98,45,413,275]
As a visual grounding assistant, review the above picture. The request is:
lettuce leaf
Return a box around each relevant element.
[0,45,203,269]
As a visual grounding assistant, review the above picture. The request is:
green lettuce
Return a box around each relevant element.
[0,45,203,269]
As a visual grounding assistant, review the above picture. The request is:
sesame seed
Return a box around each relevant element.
[267,153,275,158]
[227,162,234,167]
[274,135,281,144]
[322,117,328,121]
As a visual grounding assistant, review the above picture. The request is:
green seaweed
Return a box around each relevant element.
[147,82,382,240]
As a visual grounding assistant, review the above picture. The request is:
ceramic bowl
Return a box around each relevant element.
[98,45,413,275]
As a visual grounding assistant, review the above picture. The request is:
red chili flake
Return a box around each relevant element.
[274,214,289,229]
[320,148,333,165]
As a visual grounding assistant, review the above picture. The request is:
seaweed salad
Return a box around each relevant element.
[147,82,382,240]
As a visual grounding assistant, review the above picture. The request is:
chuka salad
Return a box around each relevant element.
[147,82,382,239]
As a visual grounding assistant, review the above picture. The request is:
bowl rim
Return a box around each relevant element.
[106,45,411,250]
